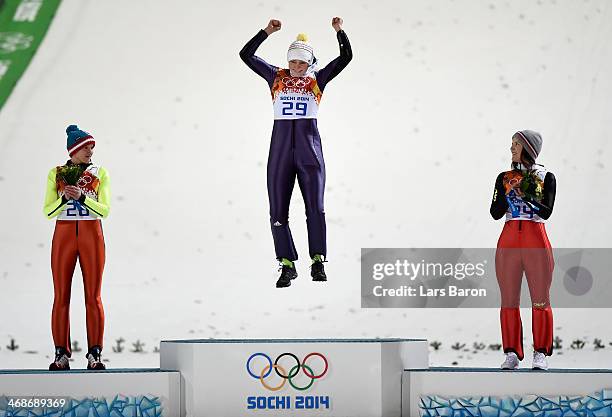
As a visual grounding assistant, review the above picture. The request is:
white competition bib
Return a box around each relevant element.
[504,165,548,223]
[271,70,322,120]
[57,165,101,221]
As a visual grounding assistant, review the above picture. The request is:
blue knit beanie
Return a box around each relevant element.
[66,124,95,156]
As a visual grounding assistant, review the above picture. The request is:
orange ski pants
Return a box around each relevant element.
[51,220,105,355]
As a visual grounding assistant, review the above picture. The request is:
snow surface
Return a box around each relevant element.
[0,0,611,370]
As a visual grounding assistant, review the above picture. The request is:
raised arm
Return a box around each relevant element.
[239,19,282,87]
[316,17,353,91]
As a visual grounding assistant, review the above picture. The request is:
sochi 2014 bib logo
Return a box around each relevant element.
[246,352,330,410]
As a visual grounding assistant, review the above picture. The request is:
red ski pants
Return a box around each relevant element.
[51,220,105,355]
[495,220,554,360]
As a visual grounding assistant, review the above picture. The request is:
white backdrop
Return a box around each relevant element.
[0,0,610,369]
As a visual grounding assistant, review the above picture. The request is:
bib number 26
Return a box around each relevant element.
[66,200,90,217]
[282,101,308,116]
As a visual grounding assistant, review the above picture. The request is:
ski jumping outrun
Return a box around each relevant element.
[43,125,111,370]
[240,17,352,288]
[490,130,557,371]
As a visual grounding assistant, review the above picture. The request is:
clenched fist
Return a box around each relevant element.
[332,17,343,32]
[264,19,282,35]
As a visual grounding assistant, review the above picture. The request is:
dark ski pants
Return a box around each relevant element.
[267,121,327,261]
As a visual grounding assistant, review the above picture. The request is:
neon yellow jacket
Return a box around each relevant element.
[43,165,110,219]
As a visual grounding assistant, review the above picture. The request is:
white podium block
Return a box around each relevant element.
[160,338,428,417]
[403,367,612,416]
[0,368,181,417]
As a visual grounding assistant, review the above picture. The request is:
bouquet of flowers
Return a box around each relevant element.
[56,164,84,186]
[56,165,87,209]
[503,170,544,218]
[519,170,544,202]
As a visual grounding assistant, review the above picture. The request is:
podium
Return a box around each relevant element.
[160,338,429,417]
[3,341,611,417]
[0,368,180,416]
[403,367,612,416]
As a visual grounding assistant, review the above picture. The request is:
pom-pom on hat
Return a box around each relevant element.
[287,33,314,65]
[66,124,95,156]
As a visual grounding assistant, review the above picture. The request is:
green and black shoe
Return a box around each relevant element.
[276,261,297,288]
[311,255,327,282]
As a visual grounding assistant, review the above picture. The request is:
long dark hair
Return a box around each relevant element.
[512,134,536,170]
[512,149,536,170]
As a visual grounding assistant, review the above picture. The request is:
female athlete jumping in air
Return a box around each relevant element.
[240,17,352,287]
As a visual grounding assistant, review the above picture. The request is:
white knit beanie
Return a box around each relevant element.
[287,33,314,65]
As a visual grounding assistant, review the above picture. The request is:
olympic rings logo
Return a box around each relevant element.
[77,174,93,188]
[246,352,328,391]
[282,77,311,88]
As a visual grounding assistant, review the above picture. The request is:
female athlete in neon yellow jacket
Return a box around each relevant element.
[44,125,110,371]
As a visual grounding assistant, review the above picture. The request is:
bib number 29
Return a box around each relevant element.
[282,101,308,116]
